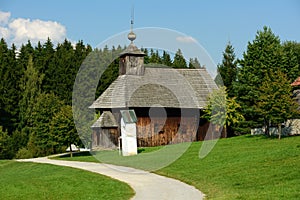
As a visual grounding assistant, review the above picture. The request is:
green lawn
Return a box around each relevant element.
[157,135,300,199]
[0,161,134,200]
[55,135,300,199]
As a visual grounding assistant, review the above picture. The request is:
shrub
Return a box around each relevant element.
[15,147,33,159]
[0,126,15,159]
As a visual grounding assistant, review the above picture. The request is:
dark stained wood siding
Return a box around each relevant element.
[92,127,119,149]
[95,107,225,148]
[136,116,198,147]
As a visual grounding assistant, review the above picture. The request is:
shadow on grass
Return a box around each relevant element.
[57,151,92,158]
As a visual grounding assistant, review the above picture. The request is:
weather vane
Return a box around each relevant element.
[128,5,136,43]
[131,5,134,31]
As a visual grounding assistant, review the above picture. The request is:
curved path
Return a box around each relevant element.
[18,157,205,200]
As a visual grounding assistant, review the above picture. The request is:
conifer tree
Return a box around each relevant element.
[189,57,202,69]
[162,50,172,66]
[0,39,23,132]
[173,49,187,68]
[235,26,285,132]
[18,55,44,129]
[215,42,237,97]
[149,49,162,64]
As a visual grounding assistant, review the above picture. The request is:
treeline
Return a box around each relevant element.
[0,38,93,159]
[0,37,197,159]
[2,26,297,159]
[216,26,300,136]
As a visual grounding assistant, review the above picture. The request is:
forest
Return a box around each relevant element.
[0,26,300,159]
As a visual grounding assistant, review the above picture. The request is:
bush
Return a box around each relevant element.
[15,147,33,159]
[0,126,15,159]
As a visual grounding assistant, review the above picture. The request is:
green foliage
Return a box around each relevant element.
[204,86,244,128]
[161,50,173,66]
[0,126,14,159]
[149,49,162,64]
[18,55,44,128]
[0,39,22,132]
[172,49,187,68]
[235,26,295,132]
[282,41,300,82]
[15,147,33,159]
[203,86,244,136]
[215,42,238,97]
[96,61,119,97]
[204,87,227,126]
[11,129,28,154]
[256,70,299,136]
[28,93,64,157]
[188,57,202,69]
[50,105,81,156]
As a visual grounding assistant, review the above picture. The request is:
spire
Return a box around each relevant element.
[128,5,136,43]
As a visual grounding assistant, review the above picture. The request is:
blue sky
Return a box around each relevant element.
[0,0,299,65]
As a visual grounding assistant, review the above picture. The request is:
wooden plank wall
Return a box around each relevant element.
[136,116,198,147]
[92,128,119,149]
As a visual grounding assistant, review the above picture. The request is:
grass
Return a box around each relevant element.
[0,160,134,200]
[53,144,190,171]
[55,135,300,199]
[157,135,300,199]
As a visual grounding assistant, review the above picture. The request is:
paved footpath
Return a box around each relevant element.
[18,157,205,200]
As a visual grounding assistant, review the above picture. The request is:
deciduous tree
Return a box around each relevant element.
[256,70,299,138]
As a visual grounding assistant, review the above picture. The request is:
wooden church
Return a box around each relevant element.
[90,28,218,149]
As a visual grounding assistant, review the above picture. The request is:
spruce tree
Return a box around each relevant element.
[282,41,300,82]
[215,42,237,97]
[235,26,285,132]
[172,49,187,68]
[18,55,44,129]
[0,39,23,132]
[162,51,172,66]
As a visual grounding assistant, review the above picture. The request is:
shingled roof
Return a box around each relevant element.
[91,111,118,128]
[90,67,217,109]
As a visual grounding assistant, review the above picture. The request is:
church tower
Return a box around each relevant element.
[119,15,145,76]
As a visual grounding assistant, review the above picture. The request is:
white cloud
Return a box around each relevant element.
[0,11,11,25]
[176,36,198,44]
[0,26,10,38]
[0,10,67,47]
[9,18,66,46]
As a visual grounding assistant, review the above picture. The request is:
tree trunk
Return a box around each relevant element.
[265,123,269,136]
[223,125,227,138]
[70,144,73,158]
[278,123,281,140]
